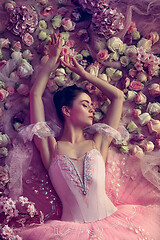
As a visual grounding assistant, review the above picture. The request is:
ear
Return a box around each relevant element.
[62,106,70,118]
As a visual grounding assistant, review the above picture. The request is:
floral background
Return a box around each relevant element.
[0,0,160,239]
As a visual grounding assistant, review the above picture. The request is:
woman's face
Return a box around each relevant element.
[68,92,94,127]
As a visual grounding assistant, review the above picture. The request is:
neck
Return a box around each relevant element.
[60,122,85,144]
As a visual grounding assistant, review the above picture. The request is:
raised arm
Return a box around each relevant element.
[30,33,62,170]
[61,55,124,160]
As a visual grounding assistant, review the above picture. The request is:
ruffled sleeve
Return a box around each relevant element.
[84,123,129,144]
[19,122,57,143]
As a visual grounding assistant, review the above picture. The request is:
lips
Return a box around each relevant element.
[88,116,93,119]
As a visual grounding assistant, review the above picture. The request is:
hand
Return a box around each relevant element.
[60,55,85,77]
[48,33,62,61]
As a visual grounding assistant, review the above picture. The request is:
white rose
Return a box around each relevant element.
[138,113,151,126]
[136,72,147,83]
[127,91,137,101]
[120,56,130,67]
[130,145,144,158]
[52,15,62,29]
[39,20,47,29]
[137,38,152,52]
[112,70,123,81]
[107,37,123,52]
[54,76,66,86]
[60,32,70,42]
[22,50,33,61]
[38,31,47,41]
[98,74,110,82]
[17,59,34,78]
[55,68,66,76]
[109,52,119,61]
[125,45,137,61]
[94,111,103,122]
[118,43,127,55]
[86,64,99,77]
[147,102,160,116]
[11,51,22,61]
[105,67,116,78]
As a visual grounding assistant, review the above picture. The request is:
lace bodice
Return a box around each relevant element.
[48,149,117,223]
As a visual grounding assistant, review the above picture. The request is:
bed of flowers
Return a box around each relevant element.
[0,0,160,239]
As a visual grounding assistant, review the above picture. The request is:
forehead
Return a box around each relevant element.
[75,92,91,103]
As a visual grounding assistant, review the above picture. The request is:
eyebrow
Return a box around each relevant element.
[80,100,93,106]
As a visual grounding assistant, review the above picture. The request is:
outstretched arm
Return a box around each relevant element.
[61,55,124,160]
[30,33,62,170]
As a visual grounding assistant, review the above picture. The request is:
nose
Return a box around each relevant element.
[89,106,95,113]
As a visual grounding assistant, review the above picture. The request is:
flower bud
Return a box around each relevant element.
[140,141,154,152]
[147,119,160,134]
[127,121,138,133]
[147,102,160,116]
[134,92,147,104]
[138,113,151,126]
[130,145,144,158]
[132,108,141,118]
[136,72,147,83]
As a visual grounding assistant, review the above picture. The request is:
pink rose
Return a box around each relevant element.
[5,86,15,96]
[140,141,154,152]
[61,46,73,56]
[22,33,34,47]
[130,145,144,158]
[66,40,75,48]
[57,7,68,16]
[120,76,130,90]
[129,68,137,78]
[134,91,147,104]
[0,89,8,101]
[147,32,159,44]
[127,21,137,34]
[148,83,160,97]
[12,41,22,51]
[129,81,144,91]
[41,6,54,16]
[132,108,141,118]
[147,119,160,134]
[61,18,76,31]
[97,49,109,61]
[0,38,10,49]
[155,139,160,149]
[16,84,29,96]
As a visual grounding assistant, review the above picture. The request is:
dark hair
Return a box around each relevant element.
[53,84,90,122]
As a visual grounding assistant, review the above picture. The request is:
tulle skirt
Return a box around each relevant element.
[15,148,160,240]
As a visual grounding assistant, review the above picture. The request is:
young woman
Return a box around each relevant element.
[17,34,160,240]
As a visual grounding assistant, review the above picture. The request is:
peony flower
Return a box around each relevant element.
[134,91,147,104]
[127,120,138,133]
[0,89,9,101]
[107,37,123,52]
[38,31,47,41]
[61,18,76,31]
[52,15,62,29]
[147,102,160,116]
[138,113,151,126]
[11,41,22,52]
[132,108,141,118]
[16,84,29,96]
[22,50,34,61]
[140,140,154,152]
[147,119,160,134]
[130,145,144,158]
[137,38,152,52]
[120,56,130,67]
[39,20,47,29]
[97,49,109,61]
[155,139,160,149]
[17,59,34,78]
[22,33,34,46]
[129,81,144,91]
[147,32,159,45]
[41,6,54,16]
[136,72,147,83]
[0,38,10,49]
[148,83,160,97]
